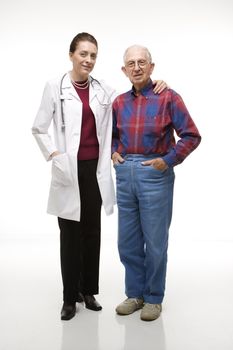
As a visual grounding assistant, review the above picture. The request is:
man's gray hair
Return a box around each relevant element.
[123,45,152,63]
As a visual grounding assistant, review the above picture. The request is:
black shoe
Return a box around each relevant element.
[61,302,76,320]
[76,292,84,303]
[84,295,102,311]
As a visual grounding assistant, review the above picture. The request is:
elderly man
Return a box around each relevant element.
[112,45,201,321]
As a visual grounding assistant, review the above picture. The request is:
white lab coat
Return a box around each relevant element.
[32,73,117,221]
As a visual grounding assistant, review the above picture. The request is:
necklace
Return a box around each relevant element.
[71,79,89,89]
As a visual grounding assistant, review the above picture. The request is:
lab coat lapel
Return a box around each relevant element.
[61,72,81,101]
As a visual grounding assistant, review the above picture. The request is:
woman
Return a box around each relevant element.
[32,32,167,321]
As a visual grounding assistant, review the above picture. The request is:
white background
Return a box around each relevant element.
[1,2,233,350]
[0,0,232,242]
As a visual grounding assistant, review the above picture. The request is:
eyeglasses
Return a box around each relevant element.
[125,60,150,69]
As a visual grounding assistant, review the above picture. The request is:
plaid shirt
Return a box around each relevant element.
[112,80,201,167]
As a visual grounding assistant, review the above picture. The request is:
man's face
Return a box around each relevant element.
[122,46,154,91]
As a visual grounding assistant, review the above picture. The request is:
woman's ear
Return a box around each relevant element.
[69,52,73,62]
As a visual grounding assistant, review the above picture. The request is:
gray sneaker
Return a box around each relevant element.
[140,303,162,321]
[116,298,144,315]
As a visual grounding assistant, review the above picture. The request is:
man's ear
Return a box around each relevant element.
[150,63,155,75]
[121,66,128,77]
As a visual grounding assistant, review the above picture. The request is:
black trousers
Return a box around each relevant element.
[58,159,102,303]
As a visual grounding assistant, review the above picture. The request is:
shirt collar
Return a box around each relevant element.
[131,79,153,97]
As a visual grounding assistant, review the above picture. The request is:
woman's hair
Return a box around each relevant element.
[69,32,98,53]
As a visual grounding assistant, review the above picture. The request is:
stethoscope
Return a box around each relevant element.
[60,73,111,131]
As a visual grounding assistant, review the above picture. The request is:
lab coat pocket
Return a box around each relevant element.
[51,153,73,187]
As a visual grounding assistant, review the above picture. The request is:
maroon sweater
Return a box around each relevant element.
[73,83,99,160]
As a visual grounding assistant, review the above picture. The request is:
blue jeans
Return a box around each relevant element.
[114,154,175,304]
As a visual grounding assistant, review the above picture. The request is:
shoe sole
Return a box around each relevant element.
[61,311,76,321]
[116,306,143,315]
[140,314,160,321]
[85,305,102,311]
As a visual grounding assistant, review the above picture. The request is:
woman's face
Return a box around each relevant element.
[69,40,98,81]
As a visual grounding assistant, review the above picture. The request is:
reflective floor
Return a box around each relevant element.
[1,232,233,350]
